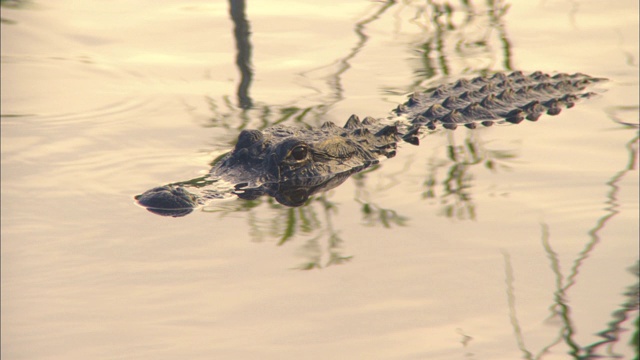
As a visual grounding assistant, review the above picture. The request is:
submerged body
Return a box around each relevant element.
[136,71,605,215]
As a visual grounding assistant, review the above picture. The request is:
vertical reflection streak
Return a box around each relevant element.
[503,250,534,360]
[328,0,396,94]
[229,0,253,109]
[539,224,582,359]
[487,0,513,71]
[565,133,639,292]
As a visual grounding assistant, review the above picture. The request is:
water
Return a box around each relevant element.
[1,1,638,359]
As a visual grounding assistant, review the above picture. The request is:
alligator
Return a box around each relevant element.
[136,71,605,216]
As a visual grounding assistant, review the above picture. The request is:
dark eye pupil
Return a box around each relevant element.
[291,146,307,161]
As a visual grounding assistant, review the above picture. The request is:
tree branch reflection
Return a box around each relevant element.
[504,130,639,358]
[229,0,253,109]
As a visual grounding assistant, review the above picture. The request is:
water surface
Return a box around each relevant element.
[1,1,639,359]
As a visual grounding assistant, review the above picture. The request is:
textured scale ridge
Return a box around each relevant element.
[395,71,605,129]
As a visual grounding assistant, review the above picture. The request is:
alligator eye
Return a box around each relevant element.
[289,145,308,161]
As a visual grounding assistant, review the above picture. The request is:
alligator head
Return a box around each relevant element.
[212,115,399,188]
[136,115,400,215]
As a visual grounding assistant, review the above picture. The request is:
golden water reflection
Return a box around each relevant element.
[1,0,638,359]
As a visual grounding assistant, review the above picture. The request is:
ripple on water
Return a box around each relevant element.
[1,54,170,127]
[1,52,218,201]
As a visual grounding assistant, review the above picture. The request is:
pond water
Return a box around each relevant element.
[1,0,638,359]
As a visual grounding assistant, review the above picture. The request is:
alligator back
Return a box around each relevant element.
[395,71,606,130]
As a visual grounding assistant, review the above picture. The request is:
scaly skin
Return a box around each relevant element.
[395,71,604,131]
[136,71,605,215]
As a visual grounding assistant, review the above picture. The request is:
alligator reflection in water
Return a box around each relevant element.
[136,71,606,216]
[137,168,358,217]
